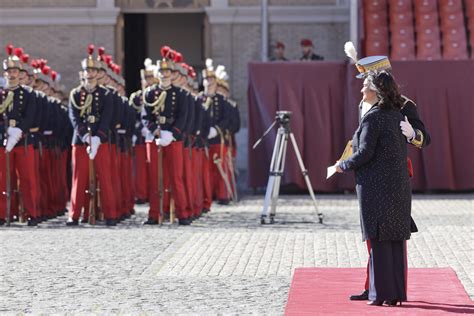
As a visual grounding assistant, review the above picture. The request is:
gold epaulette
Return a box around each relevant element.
[22,85,33,93]
[202,95,212,111]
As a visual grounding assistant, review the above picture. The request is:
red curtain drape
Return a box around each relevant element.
[248,61,474,192]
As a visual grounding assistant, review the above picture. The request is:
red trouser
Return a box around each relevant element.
[364,240,408,293]
[146,141,189,220]
[133,144,148,201]
[202,148,212,210]
[0,145,39,220]
[209,144,229,200]
[183,145,194,217]
[191,148,203,216]
[69,144,117,221]
[109,144,123,217]
[58,150,69,211]
[119,151,134,215]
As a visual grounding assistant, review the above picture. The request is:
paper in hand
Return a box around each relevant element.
[326,165,337,179]
[326,140,353,180]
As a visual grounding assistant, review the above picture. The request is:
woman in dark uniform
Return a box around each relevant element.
[336,71,411,306]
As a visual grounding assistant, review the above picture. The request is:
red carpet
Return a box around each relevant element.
[285,268,474,315]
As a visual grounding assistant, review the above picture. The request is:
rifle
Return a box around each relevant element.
[87,126,96,225]
[226,133,238,202]
[156,124,164,225]
[3,114,11,226]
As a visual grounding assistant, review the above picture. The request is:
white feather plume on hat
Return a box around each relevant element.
[205,58,214,71]
[344,41,358,63]
[215,65,225,79]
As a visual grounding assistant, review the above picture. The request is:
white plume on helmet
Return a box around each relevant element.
[205,58,214,71]
[344,41,358,63]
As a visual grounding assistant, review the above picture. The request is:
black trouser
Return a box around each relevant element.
[368,239,407,301]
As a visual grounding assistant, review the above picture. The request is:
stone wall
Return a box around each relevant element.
[0,25,115,90]
[0,0,96,7]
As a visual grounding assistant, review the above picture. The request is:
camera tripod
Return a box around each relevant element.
[253,111,323,224]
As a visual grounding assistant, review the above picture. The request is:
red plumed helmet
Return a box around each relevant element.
[104,54,112,65]
[98,46,105,56]
[31,59,38,68]
[51,70,57,81]
[14,47,24,58]
[115,65,121,74]
[173,52,183,63]
[21,54,30,63]
[39,59,47,69]
[168,49,176,60]
[6,44,14,56]
[161,45,171,58]
[88,44,95,55]
[42,65,51,75]
[300,38,313,47]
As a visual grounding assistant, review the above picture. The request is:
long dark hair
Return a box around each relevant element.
[368,71,404,110]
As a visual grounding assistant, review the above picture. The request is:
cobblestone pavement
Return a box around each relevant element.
[0,194,472,314]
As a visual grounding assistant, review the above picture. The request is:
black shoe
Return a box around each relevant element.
[143,218,158,225]
[81,218,88,224]
[135,199,147,205]
[129,209,135,215]
[0,219,5,226]
[178,218,192,225]
[350,290,369,301]
[27,218,40,226]
[105,219,117,226]
[367,300,384,306]
[217,199,230,205]
[66,219,79,226]
[384,299,402,307]
[202,208,210,213]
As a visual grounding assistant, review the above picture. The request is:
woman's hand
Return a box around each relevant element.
[335,160,343,173]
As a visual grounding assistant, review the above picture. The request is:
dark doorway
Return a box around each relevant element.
[124,14,147,95]
[123,13,205,95]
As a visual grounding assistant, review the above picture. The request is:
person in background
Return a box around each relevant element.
[270,41,288,61]
[300,39,324,61]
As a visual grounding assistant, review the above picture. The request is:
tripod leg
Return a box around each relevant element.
[289,133,323,223]
[269,130,289,223]
[261,129,283,223]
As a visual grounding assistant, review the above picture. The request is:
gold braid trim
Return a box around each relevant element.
[203,96,212,111]
[70,89,93,117]
[129,90,143,112]
[411,129,424,148]
[0,91,14,114]
[143,88,166,114]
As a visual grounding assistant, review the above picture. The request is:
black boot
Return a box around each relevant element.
[202,208,210,213]
[66,219,79,226]
[178,218,192,226]
[0,219,5,226]
[135,198,147,205]
[143,218,158,225]
[106,219,117,226]
[217,199,230,205]
[350,290,369,301]
[27,218,40,226]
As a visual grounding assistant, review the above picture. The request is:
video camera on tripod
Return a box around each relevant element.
[253,110,323,224]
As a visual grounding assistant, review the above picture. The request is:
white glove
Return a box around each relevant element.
[156,130,174,147]
[141,126,149,138]
[208,127,218,139]
[132,135,137,146]
[400,116,415,141]
[87,136,101,160]
[5,127,22,152]
[145,130,154,142]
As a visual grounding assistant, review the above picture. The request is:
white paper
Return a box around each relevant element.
[326,165,337,179]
